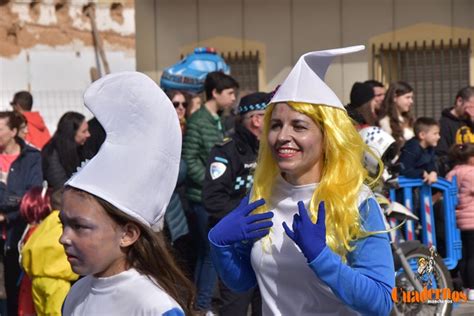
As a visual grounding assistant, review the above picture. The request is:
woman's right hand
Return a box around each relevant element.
[208,196,273,246]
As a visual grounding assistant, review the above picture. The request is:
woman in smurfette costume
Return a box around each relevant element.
[208,46,395,315]
[60,72,195,315]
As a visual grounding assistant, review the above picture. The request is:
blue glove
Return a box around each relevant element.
[209,196,273,246]
[283,201,327,263]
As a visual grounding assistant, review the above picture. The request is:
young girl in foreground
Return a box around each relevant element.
[60,71,195,315]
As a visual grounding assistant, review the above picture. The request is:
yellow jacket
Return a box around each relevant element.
[21,210,79,315]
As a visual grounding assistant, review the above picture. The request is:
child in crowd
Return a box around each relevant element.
[60,72,195,315]
[446,143,474,301]
[17,184,52,316]
[21,189,78,315]
[398,117,440,184]
[379,81,415,151]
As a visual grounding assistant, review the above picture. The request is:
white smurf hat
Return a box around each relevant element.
[270,45,365,110]
[66,71,181,231]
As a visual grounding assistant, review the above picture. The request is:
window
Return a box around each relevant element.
[223,51,260,93]
[372,39,471,119]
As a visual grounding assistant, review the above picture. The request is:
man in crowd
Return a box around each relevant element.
[10,91,50,149]
[364,79,385,116]
[182,71,239,313]
[436,86,474,175]
[202,91,270,315]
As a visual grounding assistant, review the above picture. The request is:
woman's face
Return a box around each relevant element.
[0,118,17,149]
[74,120,90,146]
[394,92,414,114]
[188,96,202,117]
[172,93,187,120]
[18,123,28,140]
[59,190,127,277]
[267,103,324,185]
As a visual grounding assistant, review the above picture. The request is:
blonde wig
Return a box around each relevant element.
[251,102,371,258]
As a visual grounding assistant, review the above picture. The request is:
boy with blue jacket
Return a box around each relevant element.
[399,117,441,184]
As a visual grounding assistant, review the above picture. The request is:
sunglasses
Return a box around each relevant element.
[173,101,188,108]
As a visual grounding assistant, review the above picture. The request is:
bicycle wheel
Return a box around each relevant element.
[392,245,454,316]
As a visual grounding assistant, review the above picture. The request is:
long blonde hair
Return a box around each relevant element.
[251,102,371,258]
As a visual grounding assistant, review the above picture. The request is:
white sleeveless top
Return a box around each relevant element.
[250,175,369,315]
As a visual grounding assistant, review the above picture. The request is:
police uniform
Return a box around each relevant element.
[203,123,259,228]
[202,91,269,316]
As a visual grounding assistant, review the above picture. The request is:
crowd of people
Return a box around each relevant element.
[0,44,473,315]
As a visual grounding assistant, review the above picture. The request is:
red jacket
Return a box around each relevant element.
[22,112,51,150]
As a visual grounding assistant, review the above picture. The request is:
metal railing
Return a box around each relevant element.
[389,176,462,270]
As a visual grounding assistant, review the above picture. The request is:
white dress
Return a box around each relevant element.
[250,175,379,315]
[63,268,184,316]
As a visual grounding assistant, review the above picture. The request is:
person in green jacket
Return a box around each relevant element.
[182,71,239,313]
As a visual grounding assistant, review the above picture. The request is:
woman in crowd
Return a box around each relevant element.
[208,47,394,315]
[167,90,189,133]
[60,71,195,315]
[164,89,194,277]
[0,111,43,316]
[187,92,203,117]
[378,81,415,151]
[41,112,90,190]
[345,81,377,129]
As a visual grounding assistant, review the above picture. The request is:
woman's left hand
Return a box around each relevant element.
[283,201,327,263]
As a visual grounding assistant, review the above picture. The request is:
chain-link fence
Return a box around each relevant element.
[0,89,92,133]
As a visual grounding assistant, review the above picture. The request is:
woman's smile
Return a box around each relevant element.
[267,103,324,185]
[276,146,300,159]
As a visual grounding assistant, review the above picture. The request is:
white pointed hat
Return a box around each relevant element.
[66,71,181,230]
[270,45,365,110]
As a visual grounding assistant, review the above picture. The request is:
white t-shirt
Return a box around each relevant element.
[63,268,183,316]
[250,175,371,315]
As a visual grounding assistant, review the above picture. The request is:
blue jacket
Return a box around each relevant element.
[1,139,43,250]
[164,159,189,243]
[399,137,437,178]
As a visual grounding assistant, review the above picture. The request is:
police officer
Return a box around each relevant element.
[202,91,270,316]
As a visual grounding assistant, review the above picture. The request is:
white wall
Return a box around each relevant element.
[136,0,474,103]
[0,0,136,132]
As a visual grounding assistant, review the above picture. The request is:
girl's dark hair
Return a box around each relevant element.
[42,112,86,177]
[0,111,23,134]
[66,187,196,315]
[355,101,377,126]
[379,81,414,147]
[448,143,474,166]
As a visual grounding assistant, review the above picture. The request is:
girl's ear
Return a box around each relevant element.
[120,222,141,248]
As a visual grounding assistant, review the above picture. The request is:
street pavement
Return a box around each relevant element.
[453,301,474,315]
